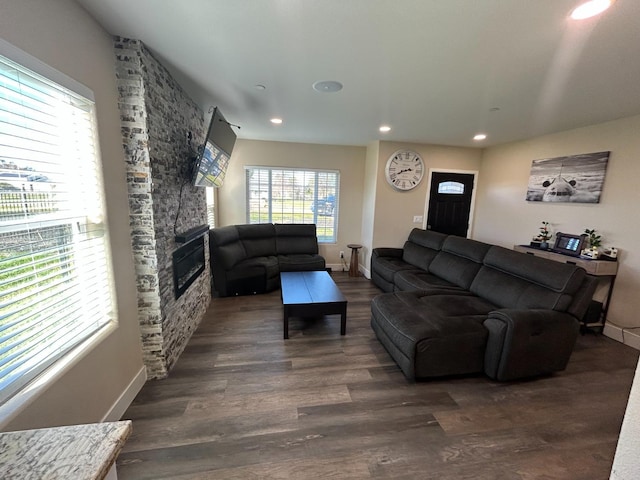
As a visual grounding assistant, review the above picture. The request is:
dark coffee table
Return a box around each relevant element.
[280,271,347,339]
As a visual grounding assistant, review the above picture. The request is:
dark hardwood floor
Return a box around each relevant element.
[117,272,639,479]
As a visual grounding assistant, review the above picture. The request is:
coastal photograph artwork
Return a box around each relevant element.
[525,151,610,203]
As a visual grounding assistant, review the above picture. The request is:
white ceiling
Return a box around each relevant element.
[74,0,640,148]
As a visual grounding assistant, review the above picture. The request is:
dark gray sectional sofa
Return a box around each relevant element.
[209,223,325,297]
[370,228,597,382]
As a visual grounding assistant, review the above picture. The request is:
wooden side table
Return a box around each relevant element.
[347,243,362,277]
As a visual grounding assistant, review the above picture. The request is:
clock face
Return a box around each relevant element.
[385,149,425,191]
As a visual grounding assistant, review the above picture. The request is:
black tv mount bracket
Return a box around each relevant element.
[208,105,241,129]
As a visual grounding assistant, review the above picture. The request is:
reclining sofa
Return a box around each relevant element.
[370,228,596,382]
[209,223,325,297]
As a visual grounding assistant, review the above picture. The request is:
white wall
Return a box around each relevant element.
[360,141,380,276]
[474,114,640,337]
[217,139,367,268]
[0,0,144,429]
[364,141,483,270]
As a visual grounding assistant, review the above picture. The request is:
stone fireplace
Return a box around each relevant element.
[114,37,211,379]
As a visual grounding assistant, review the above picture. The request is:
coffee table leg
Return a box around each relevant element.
[340,305,346,335]
[284,306,289,339]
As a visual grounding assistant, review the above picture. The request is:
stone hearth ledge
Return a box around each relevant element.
[0,420,132,479]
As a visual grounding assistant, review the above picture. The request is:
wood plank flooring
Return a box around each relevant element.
[117,272,639,479]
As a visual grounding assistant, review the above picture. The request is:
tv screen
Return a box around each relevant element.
[192,107,237,188]
[552,232,586,257]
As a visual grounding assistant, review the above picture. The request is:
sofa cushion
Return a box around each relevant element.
[209,225,246,270]
[236,255,280,277]
[278,254,325,271]
[371,291,493,378]
[372,256,415,283]
[401,229,447,271]
[470,246,586,310]
[275,223,319,255]
[237,224,277,258]
[394,269,462,292]
[428,236,491,289]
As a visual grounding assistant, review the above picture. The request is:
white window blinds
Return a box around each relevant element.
[0,53,114,404]
[245,166,339,243]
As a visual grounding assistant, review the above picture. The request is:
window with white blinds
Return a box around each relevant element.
[0,53,114,404]
[245,166,339,243]
[205,187,216,228]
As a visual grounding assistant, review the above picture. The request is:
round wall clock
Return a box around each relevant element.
[384,149,425,191]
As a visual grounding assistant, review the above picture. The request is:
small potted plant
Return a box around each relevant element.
[583,228,602,258]
[537,221,552,249]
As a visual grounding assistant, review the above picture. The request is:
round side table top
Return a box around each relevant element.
[347,243,362,249]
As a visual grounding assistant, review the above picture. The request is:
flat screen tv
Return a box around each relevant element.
[192,107,237,188]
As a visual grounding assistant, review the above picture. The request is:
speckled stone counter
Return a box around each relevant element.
[0,420,132,480]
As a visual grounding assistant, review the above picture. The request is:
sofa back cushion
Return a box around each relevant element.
[236,223,277,258]
[209,226,246,270]
[470,246,586,311]
[401,229,447,270]
[429,236,491,289]
[275,223,319,255]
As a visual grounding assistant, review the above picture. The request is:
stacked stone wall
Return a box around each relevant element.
[114,37,210,378]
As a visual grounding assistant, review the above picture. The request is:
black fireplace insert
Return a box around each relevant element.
[173,235,205,299]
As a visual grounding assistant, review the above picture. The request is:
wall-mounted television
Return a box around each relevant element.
[192,107,237,188]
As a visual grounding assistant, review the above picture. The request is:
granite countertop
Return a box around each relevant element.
[0,420,132,480]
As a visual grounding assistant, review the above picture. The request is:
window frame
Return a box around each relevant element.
[244,166,340,243]
[0,39,116,415]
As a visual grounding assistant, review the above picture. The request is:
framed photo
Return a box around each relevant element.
[525,151,610,203]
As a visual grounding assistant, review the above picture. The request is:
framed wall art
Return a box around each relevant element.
[525,151,610,203]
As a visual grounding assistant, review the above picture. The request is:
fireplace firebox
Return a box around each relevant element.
[173,235,205,299]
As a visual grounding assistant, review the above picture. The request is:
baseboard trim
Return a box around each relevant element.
[604,324,640,351]
[360,265,371,279]
[102,365,147,422]
[327,262,347,273]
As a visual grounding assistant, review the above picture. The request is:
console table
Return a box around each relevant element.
[514,245,618,331]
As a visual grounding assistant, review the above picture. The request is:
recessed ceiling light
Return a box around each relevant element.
[270,118,283,125]
[312,80,343,93]
[570,0,615,20]
[473,134,487,141]
[254,84,266,91]
[379,125,391,133]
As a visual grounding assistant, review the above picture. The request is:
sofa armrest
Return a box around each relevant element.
[372,247,403,259]
[483,309,579,381]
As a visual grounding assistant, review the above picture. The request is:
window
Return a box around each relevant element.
[0,51,113,404]
[437,181,465,194]
[245,166,339,243]
[205,187,216,228]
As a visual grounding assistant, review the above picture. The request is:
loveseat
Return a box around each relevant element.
[370,228,596,381]
[209,223,326,297]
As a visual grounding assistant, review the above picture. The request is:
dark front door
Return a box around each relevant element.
[426,172,475,237]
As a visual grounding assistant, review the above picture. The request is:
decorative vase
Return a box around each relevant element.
[540,241,549,250]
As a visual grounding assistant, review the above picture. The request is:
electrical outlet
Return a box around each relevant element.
[340,251,344,259]
[413,215,423,223]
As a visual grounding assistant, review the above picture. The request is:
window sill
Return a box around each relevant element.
[0,322,118,429]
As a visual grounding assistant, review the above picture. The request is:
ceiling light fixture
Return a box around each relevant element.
[379,125,391,133]
[570,0,615,20]
[254,84,266,91]
[312,80,343,93]
[473,134,487,141]
[270,118,283,125]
